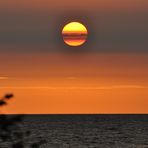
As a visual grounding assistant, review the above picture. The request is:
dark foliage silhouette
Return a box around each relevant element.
[0,94,47,148]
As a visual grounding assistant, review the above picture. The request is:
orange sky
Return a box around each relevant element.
[0,53,148,114]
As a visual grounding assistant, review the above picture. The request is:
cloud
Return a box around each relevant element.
[0,85,147,90]
[0,1,148,53]
[65,77,78,80]
[0,77,8,80]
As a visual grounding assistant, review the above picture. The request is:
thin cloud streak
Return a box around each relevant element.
[1,85,148,90]
[0,77,8,80]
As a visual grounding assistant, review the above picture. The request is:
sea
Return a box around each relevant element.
[0,115,148,148]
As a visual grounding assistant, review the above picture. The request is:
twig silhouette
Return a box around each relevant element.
[0,94,47,148]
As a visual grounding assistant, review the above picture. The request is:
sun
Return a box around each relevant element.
[62,22,88,46]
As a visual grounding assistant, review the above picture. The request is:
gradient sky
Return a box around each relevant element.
[0,0,148,113]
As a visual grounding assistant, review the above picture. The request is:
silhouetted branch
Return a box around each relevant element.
[0,93,47,148]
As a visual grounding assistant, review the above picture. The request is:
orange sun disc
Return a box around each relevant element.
[62,22,88,46]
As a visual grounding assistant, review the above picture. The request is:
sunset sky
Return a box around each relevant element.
[0,0,148,113]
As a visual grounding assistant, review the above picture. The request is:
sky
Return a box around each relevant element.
[0,0,148,113]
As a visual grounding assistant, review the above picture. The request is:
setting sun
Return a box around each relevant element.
[62,22,88,46]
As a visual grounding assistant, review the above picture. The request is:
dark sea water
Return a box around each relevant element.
[1,115,148,148]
